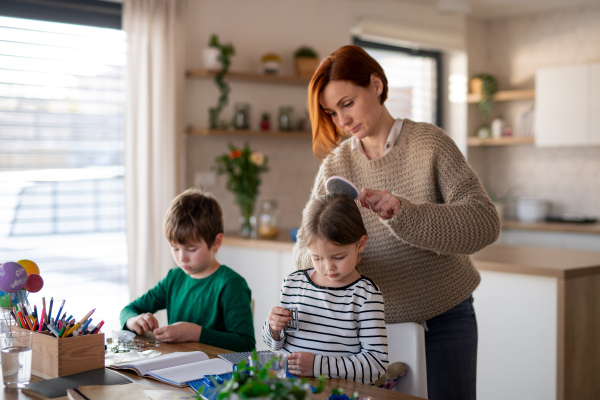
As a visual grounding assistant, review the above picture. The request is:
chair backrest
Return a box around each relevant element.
[386,322,428,398]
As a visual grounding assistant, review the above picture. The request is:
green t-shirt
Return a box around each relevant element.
[119,265,255,352]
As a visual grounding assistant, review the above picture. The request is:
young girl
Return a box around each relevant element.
[262,193,388,385]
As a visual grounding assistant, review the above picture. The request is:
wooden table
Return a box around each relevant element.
[1,340,425,399]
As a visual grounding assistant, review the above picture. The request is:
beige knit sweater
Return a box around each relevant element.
[293,119,500,323]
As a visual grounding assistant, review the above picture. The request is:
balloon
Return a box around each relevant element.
[0,262,28,293]
[17,259,40,275]
[24,273,44,293]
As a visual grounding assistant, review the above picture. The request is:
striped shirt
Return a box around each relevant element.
[262,269,388,385]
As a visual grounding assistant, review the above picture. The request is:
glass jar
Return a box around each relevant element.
[257,200,280,239]
[278,106,293,131]
[234,103,250,130]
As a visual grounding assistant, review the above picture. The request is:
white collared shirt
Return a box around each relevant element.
[351,119,404,160]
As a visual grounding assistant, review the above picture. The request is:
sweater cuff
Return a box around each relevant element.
[313,354,326,378]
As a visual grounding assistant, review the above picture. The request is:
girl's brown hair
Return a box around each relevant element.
[299,193,367,248]
[163,188,224,248]
[308,45,388,159]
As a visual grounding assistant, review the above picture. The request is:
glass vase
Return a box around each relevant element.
[239,201,256,238]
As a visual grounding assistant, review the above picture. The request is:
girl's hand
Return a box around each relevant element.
[287,352,315,377]
[268,307,292,339]
[126,313,159,335]
[358,188,400,220]
[153,322,202,343]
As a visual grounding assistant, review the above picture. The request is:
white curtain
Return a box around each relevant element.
[123,0,187,299]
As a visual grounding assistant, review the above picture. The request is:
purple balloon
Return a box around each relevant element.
[0,262,28,293]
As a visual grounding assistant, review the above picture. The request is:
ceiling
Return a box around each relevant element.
[415,0,600,19]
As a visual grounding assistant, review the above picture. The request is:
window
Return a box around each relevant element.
[0,15,127,333]
[354,38,442,127]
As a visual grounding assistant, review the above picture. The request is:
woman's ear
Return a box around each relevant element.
[370,74,383,96]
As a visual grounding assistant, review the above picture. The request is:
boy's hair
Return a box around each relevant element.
[163,188,224,248]
[299,193,367,247]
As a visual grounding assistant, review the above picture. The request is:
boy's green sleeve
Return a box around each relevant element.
[119,273,169,330]
[199,276,256,352]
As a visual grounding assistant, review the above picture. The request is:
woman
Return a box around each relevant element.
[292,45,500,400]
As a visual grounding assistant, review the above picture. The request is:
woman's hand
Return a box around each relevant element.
[153,322,202,343]
[287,352,315,377]
[268,307,292,340]
[126,313,159,335]
[358,189,400,219]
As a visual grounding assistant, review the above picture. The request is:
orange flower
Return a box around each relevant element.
[229,149,242,159]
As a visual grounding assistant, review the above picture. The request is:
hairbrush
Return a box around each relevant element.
[325,176,360,200]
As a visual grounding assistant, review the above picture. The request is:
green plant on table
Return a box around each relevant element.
[213,143,269,237]
[201,350,325,399]
[208,34,235,129]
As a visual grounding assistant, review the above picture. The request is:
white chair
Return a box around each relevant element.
[385,322,428,398]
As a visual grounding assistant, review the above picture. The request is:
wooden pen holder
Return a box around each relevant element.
[12,327,105,379]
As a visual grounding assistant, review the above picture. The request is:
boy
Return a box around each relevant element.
[119,188,255,352]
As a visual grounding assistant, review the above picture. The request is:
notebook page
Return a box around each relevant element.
[146,358,233,386]
[112,351,209,375]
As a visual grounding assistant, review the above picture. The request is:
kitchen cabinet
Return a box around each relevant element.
[472,245,600,400]
[218,235,295,351]
[535,62,600,147]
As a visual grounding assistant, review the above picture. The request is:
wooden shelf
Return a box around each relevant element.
[186,69,310,86]
[186,127,312,138]
[467,89,535,104]
[467,136,535,147]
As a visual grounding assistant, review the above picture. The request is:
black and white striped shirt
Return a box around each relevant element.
[262,269,388,385]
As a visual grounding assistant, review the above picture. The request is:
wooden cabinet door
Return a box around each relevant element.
[535,64,589,147]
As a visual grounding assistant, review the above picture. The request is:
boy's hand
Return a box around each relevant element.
[268,307,292,339]
[287,352,315,377]
[126,313,159,335]
[153,322,202,343]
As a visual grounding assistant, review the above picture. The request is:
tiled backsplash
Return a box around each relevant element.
[185,135,319,232]
[469,4,600,218]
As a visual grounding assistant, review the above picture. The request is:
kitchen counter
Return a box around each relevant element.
[502,219,600,234]
[471,244,600,278]
[223,230,295,252]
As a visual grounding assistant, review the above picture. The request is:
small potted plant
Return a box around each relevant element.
[261,53,282,75]
[207,351,326,400]
[471,73,498,138]
[294,46,319,78]
[205,34,235,129]
[260,113,271,131]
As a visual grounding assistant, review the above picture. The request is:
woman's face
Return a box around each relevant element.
[319,75,384,140]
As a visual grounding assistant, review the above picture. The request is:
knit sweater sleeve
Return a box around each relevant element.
[312,283,388,385]
[384,126,500,255]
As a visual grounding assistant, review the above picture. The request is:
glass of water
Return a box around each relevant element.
[1,331,33,388]
[271,353,288,379]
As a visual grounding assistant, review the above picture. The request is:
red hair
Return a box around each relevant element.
[308,45,388,159]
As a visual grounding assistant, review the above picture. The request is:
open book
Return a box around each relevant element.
[108,351,233,387]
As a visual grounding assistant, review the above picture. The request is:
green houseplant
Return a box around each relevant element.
[207,34,235,129]
[471,73,498,138]
[293,46,319,78]
[214,143,269,237]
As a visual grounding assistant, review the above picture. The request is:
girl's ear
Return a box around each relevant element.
[357,235,368,253]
